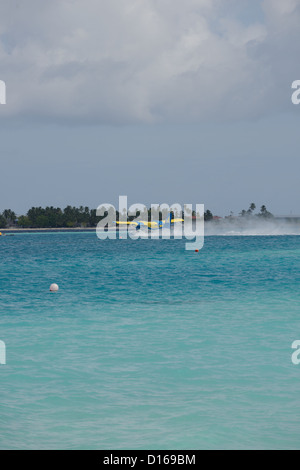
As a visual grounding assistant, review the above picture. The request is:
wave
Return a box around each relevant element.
[204,219,300,236]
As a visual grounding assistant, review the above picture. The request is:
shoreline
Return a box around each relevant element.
[1,227,98,233]
[1,218,300,235]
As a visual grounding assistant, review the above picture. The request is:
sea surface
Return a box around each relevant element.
[0,233,300,449]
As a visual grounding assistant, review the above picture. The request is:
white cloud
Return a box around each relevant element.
[0,0,299,124]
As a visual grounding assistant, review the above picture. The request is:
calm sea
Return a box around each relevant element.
[0,233,300,449]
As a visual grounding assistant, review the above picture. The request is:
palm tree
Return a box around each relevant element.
[247,203,256,214]
[3,209,16,226]
[258,205,273,218]
[260,205,267,214]
[0,214,7,228]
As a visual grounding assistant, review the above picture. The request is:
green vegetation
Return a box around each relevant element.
[0,214,7,228]
[0,209,16,228]
[204,210,213,221]
[238,203,273,219]
[0,206,103,228]
[0,202,273,229]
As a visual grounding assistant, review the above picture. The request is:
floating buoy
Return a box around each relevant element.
[50,283,59,292]
[195,249,199,253]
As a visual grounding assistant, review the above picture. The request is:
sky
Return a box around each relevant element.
[0,0,300,216]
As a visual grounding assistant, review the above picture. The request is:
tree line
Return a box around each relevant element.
[0,206,100,228]
[0,203,272,228]
[237,203,273,218]
[0,206,216,228]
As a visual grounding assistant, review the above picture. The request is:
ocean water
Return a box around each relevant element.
[0,233,300,450]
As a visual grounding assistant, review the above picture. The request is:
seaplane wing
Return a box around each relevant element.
[170,218,184,224]
[115,220,159,229]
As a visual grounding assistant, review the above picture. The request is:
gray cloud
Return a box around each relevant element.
[0,0,300,124]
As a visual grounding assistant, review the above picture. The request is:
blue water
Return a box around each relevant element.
[1,233,300,449]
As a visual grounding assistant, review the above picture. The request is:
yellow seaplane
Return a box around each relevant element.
[115,213,183,230]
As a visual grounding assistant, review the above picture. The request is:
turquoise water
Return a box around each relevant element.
[1,233,300,449]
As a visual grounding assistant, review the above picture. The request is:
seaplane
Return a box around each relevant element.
[115,213,184,231]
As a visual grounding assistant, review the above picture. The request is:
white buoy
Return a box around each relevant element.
[50,283,59,292]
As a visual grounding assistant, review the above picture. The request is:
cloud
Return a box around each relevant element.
[0,0,300,124]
